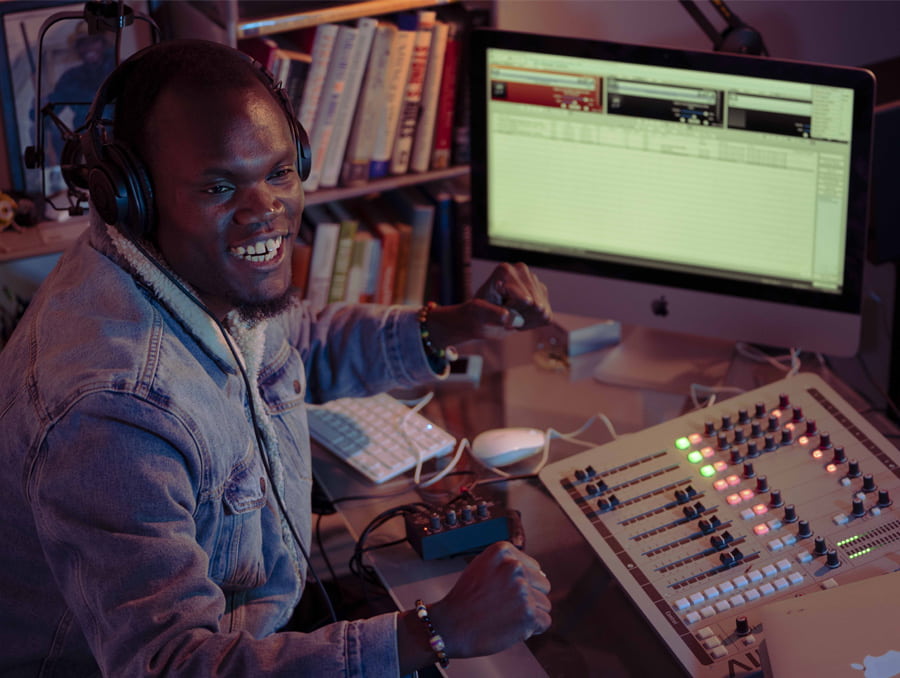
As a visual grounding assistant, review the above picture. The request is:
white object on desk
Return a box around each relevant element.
[307,392,455,484]
[470,427,546,468]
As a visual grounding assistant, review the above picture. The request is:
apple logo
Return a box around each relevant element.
[651,295,669,317]
[851,650,900,678]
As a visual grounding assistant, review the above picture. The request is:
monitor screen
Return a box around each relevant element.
[470,29,875,385]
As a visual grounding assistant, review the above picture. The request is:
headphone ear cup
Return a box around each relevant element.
[88,141,154,238]
[294,121,311,181]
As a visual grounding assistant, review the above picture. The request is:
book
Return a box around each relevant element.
[277,49,314,114]
[372,195,413,305]
[344,229,375,303]
[297,23,339,132]
[418,180,457,306]
[351,198,399,304]
[340,21,397,187]
[451,5,492,166]
[389,10,437,176]
[300,203,341,313]
[290,238,312,298]
[361,234,382,304]
[430,19,461,170]
[448,173,473,301]
[368,15,416,180]
[319,17,378,189]
[410,19,449,173]
[384,186,436,306]
[325,201,359,303]
[305,24,360,191]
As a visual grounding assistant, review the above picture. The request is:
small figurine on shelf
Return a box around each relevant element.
[0,192,21,234]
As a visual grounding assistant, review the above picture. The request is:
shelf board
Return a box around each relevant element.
[0,217,89,263]
[236,0,461,38]
[304,165,468,205]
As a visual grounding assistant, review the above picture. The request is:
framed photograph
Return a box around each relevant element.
[0,1,146,199]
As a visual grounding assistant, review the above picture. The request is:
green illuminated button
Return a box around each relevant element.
[687,451,704,464]
[700,465,716,478]
[675,437,691,450]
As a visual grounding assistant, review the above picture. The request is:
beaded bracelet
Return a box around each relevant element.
[414,599,449,668]
[417,302,458,373]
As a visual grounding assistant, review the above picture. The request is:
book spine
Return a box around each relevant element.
[297,24,338,130]
[369,18,416,180]
[344,231,373,302]
[430,21,460,170]
[389,10,436,176]
[340,22,396,187]
[327,215,358,303]
[303,220,340,313]
[410,20,448,173]
[375,223,399,304]
[319,17,377,189]
[305,25,359,192]
[392,222,413,304]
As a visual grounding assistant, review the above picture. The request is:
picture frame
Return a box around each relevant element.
[0,1,146,201]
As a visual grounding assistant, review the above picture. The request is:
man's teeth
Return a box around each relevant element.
[231,235,283,262]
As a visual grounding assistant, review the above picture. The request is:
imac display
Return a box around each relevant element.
[470,30,875,389]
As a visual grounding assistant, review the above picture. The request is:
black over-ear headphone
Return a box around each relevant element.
[64,42,311,239]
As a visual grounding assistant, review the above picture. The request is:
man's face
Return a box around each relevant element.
[144,81,304,320]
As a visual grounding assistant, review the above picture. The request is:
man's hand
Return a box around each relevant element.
[426,262,552,348]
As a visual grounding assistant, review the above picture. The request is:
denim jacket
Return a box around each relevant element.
[0,216,440,676]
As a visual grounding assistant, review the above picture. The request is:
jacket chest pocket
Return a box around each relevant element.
[208,449,269,591]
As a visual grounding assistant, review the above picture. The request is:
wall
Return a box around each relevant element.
[495,0,900,68]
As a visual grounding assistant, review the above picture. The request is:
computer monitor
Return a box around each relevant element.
[470,29,876,391]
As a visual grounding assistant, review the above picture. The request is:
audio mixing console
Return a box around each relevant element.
[539,372,900,678]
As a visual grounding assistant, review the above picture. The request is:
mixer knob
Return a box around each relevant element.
[711,535,726,550]
[722,530,735,544]
[862,474,877,493]
[735,616,751,636]
[730,447,744,465]
[710,515,722,528]
[445,509,458,527]
[585,483,599,496]
[720,551,734,566]
[754,402,767,419]
[769,489,784,508]
[791,406,804,423]
[750,422,763,439]
[585,465,597,477]
[826,549,841,569]
[717,432,731,451]
[596,478,609,493]
[763,435,778,452]
[851,497,866,517]
[575,469,587,481]
[597,498,611,512]
[805,419,818,436]
[732,428,746,445]
[767,415,780,433]
[675,489,688,504]
[461,505,474,523]
[847,459,861,478]
[813,536,828,556]
[609,494,620,506]
[738,409,751,425]
[683,505,698,519]
[721,415,734,431]
[746,440,760,458]
[756,475,770,493]
[430,514,443,531]
[877,489,893,508]
[698,519,713,534]
[704,421,717,436]
[779,393,790,409]
[693,501,706,513]
[781,428,794,446]
[477,501,490,519]
[797,520,812,539]
[730,547,744,561]
[831,446,847,464]
[783,504,798,523]
[819,432,833,450]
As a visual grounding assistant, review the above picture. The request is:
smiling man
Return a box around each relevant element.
[0,40,552,677]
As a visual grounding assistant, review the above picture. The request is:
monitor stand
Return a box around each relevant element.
[592,325,736,395]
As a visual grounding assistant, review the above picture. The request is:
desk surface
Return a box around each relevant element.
[310,331,895,678]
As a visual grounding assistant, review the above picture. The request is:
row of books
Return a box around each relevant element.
[238,4,489,192]
[291,175,472,312]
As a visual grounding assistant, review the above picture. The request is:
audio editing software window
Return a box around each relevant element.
[485,47,856,295]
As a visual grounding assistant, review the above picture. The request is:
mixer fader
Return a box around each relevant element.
[539,372,900,678]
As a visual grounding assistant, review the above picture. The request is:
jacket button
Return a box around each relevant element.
[293,379,301,394]
[260,477,266,493]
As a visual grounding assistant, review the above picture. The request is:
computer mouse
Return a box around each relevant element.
[470,427,546,468]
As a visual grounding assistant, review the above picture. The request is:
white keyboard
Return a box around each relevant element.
[307,392,456,484]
